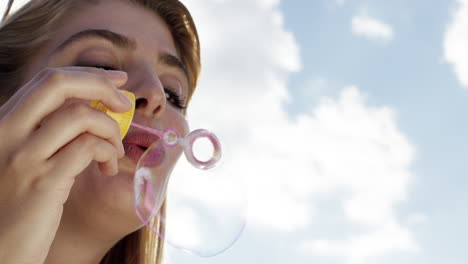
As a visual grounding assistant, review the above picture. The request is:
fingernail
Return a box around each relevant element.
[107,70,127,78]
[119,90,133,106]
[119,143,125,158]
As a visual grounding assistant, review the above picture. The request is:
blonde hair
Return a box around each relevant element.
[0,0,201,263]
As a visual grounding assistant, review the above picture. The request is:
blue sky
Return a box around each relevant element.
[3,0,468,263]
[170,0,468,263]
[281,1,468,263]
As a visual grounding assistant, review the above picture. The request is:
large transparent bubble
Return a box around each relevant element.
[133,125,247,257]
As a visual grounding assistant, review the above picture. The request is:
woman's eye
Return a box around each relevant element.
[165,89,187,110]
[75,62,118,71]
[92,65,117,71]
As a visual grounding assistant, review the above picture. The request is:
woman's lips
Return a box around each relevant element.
[123,142,165,167]
[123,143,146,165]
[122,128,161,165]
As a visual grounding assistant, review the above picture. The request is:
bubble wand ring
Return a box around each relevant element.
[130,123,222,170]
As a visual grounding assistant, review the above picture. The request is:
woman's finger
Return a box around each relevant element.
[2,67,132,141]
[22,102,124,163]
[40,133,119,192]
[0,66,128,120]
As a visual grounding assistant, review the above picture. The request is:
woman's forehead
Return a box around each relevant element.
[51,0,178,59]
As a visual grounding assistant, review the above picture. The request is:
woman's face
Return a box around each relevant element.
[22,0,190,231]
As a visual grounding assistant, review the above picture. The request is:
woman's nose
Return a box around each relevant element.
[130,69,166,119]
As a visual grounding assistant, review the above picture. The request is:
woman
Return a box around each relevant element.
[0,0,200,263]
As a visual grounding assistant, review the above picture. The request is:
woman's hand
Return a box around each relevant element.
[0,67,132,264]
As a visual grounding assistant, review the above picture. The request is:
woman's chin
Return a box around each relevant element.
[61,160,142,235]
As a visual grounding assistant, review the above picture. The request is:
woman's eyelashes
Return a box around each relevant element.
[93,65,117,71]
[75,62,118,71]
[165,88,187,110]
[82,64,187,110]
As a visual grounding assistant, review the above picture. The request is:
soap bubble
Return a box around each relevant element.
[134,128,247,257]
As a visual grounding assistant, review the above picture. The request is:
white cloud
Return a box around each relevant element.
[352,14,395,42]
[444,0,468,88]
[172,0,419,262]
[300,222,419,264]
[292,87,420,263]
[179,0,303,233]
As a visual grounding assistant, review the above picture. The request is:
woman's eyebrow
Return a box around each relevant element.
[54,29,137,52]
[160,52,190,87]
[54,29,190,86]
